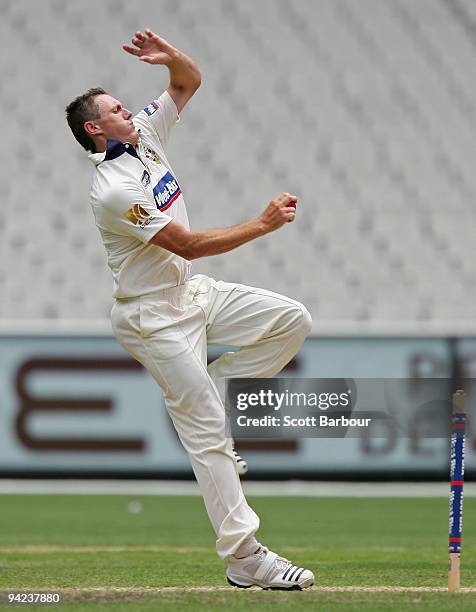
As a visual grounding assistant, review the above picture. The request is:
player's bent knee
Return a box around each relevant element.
[283,303,312,338]
[297,304,313,337]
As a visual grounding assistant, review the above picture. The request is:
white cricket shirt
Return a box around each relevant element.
[89,91,191,298]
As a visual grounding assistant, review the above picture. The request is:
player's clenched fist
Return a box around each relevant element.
[259,193,297,232]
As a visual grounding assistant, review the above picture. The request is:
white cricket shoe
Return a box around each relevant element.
[233,449,248,476]
[227,545,314,590]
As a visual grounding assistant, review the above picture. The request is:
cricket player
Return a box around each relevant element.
[66,28,314,590]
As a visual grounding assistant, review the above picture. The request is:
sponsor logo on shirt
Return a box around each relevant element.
[125,203,153,228]
[152,171,182,211]
[141,170,151,187]
[144,100,160,116]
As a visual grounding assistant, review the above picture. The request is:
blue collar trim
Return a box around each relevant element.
[104,140,139,161]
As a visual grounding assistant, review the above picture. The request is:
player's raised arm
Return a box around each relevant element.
[123,28,201,113]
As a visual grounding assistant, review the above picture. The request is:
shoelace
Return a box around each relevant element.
[254,546,268,561]
[254,547,291,573]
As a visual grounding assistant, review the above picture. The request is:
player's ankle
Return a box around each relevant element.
[233,537,260,559]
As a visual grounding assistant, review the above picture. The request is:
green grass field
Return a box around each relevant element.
[0,494,475,610]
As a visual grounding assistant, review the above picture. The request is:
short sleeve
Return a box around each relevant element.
[133,90,179,149]
[98,179,173,244]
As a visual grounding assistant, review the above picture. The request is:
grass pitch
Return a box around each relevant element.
[0,494,475,610]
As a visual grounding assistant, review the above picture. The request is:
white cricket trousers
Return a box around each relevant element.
[111,274,312,559]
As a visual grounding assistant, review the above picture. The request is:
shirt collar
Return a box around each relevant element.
[88,139,140,166]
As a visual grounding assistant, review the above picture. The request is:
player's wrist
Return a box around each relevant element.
[255,217,270,236]
[165,47,184,68]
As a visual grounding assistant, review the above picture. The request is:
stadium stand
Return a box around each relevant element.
[1,0,476,331]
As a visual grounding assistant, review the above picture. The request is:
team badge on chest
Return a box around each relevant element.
[144,145,162,166]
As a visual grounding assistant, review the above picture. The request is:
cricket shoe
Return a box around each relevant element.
[233,449,248,476]
[227,545,314,590]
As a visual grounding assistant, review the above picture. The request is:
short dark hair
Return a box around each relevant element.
[65,88,107,153]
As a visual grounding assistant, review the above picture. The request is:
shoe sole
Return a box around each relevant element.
[227,576,313,591]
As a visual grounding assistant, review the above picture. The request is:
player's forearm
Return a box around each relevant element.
[166,47,201,94]
[149,193,297,259]
[184,219,267,260]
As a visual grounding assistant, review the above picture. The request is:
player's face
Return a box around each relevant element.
[94,94,139,145]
